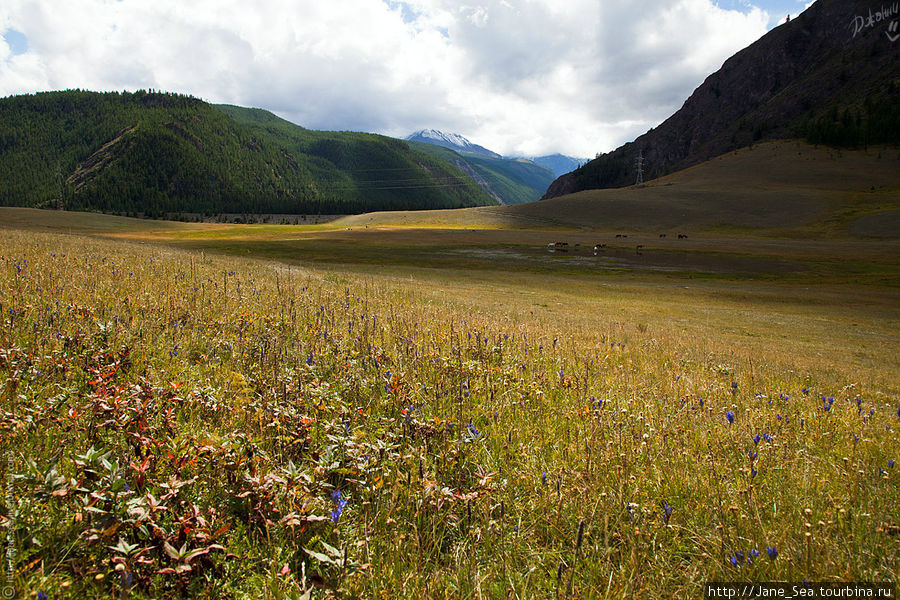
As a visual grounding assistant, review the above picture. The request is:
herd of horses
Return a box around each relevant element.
[547,233,689,254]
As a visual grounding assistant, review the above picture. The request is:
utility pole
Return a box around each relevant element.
[635,150,644,186]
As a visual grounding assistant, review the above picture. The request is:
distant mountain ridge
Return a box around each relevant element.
[405,129,501,159]
[408,141,556,205]
[0,91,498,215]
[521,154,587,178]
[405,129,585,201]
[544,0,900,199]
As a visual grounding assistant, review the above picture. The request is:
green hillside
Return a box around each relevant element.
[409,141,554,205]
[0,90,497,215]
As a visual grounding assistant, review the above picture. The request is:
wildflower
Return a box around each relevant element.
[802,388,810,395]
[726,411,735,424]
[753,434,761,445]
[330,490,348,523]
[699,398,704,408]
[663,504,673,525]
[751,468,758,479]
[763,433,772,442]
[889,460,895,469]
[767,546,778,560]
[731,382,738,394]
[735,550,744,563]
[541,471,547,485]
[869,409,875,417]
[306,353,314,365]
[730,555,739,568]
[856,397,863,412]
[38,593,47,600]
[748,450,758,461]
[750,548,760,559]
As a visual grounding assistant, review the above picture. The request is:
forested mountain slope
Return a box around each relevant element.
[0,90,496,215]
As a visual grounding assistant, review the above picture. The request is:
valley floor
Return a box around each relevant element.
[0,207,897,598]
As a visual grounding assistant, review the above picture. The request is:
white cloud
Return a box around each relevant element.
[0,0,770,157]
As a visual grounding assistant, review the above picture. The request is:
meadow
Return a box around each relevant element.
[0,191,898,599]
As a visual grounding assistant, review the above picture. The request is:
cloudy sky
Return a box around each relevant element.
[1,0,815,158]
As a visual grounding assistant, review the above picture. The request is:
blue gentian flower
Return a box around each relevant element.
[753,434,761,445]
[767,546,778,560]
[330,490,348,523]
[726,411,735,424]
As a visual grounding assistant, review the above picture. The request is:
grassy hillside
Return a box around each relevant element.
[338,141,900,238]
[0,209,897,598]
[0,90,497,215]
[408,142,555,205]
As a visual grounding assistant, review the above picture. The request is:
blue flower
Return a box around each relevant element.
[767,546,778,560]
[802,388,810,395]
[699,398,704,408]
[750,548,760,559]
[751,468,758,479]
[330,490,348,523]
[38,593,47,600]
[753,434,761,445]
[541,471,547,485]
[889,460,895,469]
[748,450,758,461]
[663,504,673,525]
[730,555,739,568]
[726,411,735,424]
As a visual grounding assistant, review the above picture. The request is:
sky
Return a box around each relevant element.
[0,0,816,158]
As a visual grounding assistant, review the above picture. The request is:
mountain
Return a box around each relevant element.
[408,141,555,204]
[523,154,588,178]
[405,129,562,203]
[405,129,502,159]
[544,0,900,199]
[0,90,497,216]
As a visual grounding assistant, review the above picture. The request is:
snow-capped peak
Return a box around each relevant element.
[405,129,501,159]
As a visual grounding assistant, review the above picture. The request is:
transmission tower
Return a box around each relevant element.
[635,150,644,186]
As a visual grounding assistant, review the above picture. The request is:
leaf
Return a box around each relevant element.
[303,548,338,566]
[162,541,181,561]
[319,540,341,558]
